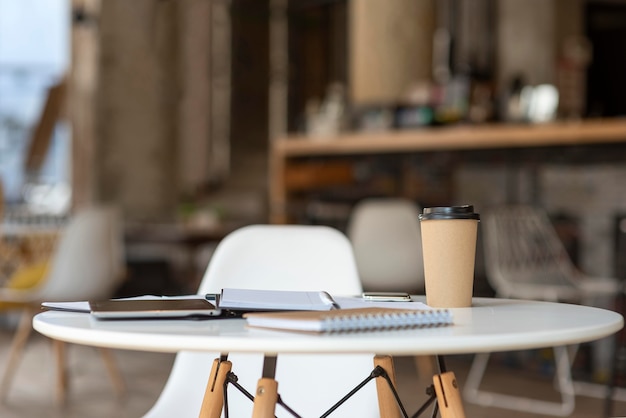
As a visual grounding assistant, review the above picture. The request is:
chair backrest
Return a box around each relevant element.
[33,206,125,301]
[347,198,424,293]
[144,224,379,418]
[200,224,362,295]
[482,204,580,301]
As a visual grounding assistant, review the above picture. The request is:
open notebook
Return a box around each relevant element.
[218,288,339,311]
[42,289,435,320]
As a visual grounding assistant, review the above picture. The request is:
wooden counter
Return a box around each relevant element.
[269,118,626,223]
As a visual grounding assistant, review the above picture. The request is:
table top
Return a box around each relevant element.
[33,297,624,356]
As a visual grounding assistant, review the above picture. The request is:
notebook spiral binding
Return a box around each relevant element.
[320,309,453,332]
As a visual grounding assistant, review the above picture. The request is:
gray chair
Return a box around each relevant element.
[463,204,622,416]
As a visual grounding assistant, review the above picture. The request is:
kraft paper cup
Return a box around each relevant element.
[419,205,480,308]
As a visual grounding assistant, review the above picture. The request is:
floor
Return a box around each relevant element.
[0,328,625,417]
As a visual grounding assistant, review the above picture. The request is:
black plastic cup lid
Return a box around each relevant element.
[419,205,480,221]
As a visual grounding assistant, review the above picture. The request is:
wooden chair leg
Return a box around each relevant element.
[52,339,68,405]
[373,355,402,418]
[433,371,466,418]
[97,347,126,397]
[0,309,35,401]
[413,355,435,379]
[199,358,232,418]
[251,377,278,418]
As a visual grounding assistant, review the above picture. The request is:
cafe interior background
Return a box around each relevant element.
[2,0,626,415]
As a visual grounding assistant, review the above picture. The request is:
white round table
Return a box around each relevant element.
[33,297,623,356]
[33,297,624,418]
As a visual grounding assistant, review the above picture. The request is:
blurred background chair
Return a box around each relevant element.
[346,198,435,384]
[143,224,381,418]
[463,204,622,416]
[346,198,424,294]
[0,206,127,403]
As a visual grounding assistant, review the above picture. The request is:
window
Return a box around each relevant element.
[0,0,70,213]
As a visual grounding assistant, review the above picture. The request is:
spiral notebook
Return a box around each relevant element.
[243,307,453,333]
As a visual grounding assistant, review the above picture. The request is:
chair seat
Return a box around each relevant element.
[504,283,581,302]
[578,276,622,297]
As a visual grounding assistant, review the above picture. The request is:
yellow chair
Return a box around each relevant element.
[0,262,49,310]
[0,207,127,403]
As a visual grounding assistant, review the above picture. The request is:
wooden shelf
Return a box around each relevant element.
[274,118,626,157]
[269,118,626,223]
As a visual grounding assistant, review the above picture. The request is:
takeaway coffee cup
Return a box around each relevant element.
[419,205,480,308]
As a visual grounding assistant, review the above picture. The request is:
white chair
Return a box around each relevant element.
[346,198,437,397]
[0,206,127,402]
[346,198,424,294]
[143,224,381,418]
[463,204,622,416]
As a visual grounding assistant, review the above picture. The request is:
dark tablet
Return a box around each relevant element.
[89,298,222,319]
